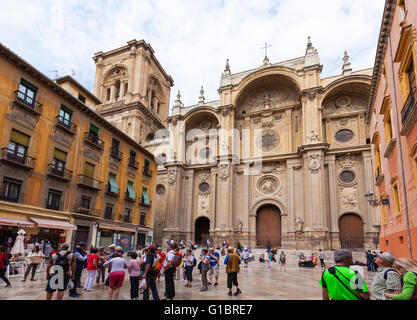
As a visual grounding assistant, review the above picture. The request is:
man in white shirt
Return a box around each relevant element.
[163,244,177,300]
[242,247,250,268]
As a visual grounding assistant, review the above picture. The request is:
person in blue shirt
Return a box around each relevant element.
[69,242,88,298]
[208,248,220,286]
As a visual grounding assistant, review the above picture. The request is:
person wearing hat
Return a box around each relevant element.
[385,258,417,300]
[319,249,370,300]
[370,251,402,300]
[69,242,88,298]
[224,247,241,296]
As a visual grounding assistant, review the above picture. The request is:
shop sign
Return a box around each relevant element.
[40,228,64,234]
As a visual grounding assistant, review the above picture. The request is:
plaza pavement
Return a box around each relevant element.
[0,250,377,300]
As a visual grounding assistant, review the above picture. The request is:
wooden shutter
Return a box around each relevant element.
[10,130,30,147]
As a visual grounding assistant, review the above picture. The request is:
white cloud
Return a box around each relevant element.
[0,0,385,107]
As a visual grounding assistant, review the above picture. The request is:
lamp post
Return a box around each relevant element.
[365,193,390,207]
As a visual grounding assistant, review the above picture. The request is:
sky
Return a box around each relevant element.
[0,0,385,107]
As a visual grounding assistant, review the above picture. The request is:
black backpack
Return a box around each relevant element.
[192,256,197,267]
[55,251,71,273]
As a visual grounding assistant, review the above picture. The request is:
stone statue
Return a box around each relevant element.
[237,221,243,233]
[295,217,304,232]
[307,130,319,143]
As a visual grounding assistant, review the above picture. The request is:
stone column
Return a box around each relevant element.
[210,167,217,230]
[185,174,194,236]
[363,151,377,230]
[163,166,182,242]
[216,161,232,232]
[327,155,339,249]
[286,163,296,233]
[93,56,104,99]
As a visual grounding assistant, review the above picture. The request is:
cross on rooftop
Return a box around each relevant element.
[261,42,272,58]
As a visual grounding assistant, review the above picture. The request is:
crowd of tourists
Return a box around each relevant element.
[1,240,416,300]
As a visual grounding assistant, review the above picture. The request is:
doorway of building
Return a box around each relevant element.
[339,213,364,249]
[256,205,281,247]
[74,226,89,246]
[195,217,210,245]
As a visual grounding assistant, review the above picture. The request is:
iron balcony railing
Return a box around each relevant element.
[47,163,72,181]
[110,148,123,160]
[105,184,120,197]
[84,132,105,149]
[77,174,103,191]
[142,166,153,177]
[125,192,136,202]
[128,158,139,169]
[104,211,114,220]
[56,115,77,134]
[14,90,43,115]
[140,197,152,207]
[74,205,99,216]
[1,148,35,169]
[401,87,417,126]
[119,214,132,224]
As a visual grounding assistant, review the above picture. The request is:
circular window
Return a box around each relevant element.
[199,182,210,193]
[256,130,280,152]
[339,171,355,183]
[335,129,354,143]
[200,148,211,159]
[156,184,166,195]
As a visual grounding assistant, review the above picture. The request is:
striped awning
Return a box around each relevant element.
[29,217,77,230]
[0,218,36,227]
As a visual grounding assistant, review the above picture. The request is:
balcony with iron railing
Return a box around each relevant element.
[77,175,103,191]
[47,163,72,181]
[0,148,35,169]
[118,214,132,224]
[125,192,136,202]
[142,166,153,177]
[84,132,105,150]
[103,211,114,220]
[110,148,123,161]
[128,158,139,170]
[56,115,77,135]
[105,184,120,197]
[139,197,152,207]
[13,90,43,116]
[73,205,99,216]
[400,87,417,136]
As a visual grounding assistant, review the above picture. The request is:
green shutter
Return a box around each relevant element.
[108,173,119,193]
[144,159,150,166]
[89,124,99,135]
[53,149,67,162]
[10,130,30,147]
[130,150,136,157]
[84,162,95,178]
[142,188,150,205]
[127,181,136,200]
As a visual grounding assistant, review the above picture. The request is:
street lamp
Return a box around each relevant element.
[365,192,390,207]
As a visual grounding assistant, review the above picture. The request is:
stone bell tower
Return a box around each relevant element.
[92,39,174,147]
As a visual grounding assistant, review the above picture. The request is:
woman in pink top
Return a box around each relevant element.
[128,252,142,300]
[83,247,99,291]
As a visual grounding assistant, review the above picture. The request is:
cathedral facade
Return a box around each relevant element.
[152,39,379,250]
[94,38,380,250]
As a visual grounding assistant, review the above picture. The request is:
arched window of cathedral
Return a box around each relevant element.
[150,90,155,111]
[106,88,111,101]
[156,184,166,195]
[115,80,121,101]
[199,182,210,193]
[335,129,354,143]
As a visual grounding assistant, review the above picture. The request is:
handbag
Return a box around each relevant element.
[67,279,74,290]
[139,279,148,290]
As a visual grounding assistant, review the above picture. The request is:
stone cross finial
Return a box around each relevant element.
[199,86,205,105]
[305,36,315,55]
[174,90,182,108]
[224,59,231,74]
[342,50,352,76]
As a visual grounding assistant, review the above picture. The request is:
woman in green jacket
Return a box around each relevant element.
[385,258,417,300]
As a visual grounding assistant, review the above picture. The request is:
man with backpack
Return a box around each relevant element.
[45,243,75,300]
[163,243,179,300]
[143,245,160,300]
[370,251,402,300]
[319,249,370,300]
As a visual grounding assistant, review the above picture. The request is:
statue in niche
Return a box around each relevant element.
[295,217,304,232]
[307,130,319,143]
[263,91,272,109]
[237,220,243,233]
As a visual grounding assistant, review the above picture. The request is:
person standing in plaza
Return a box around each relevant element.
[96,247,106,287]
[200,248,210,292]
[156,247,166,282]
[242,247,250,268]
[128,252,142,300]
[208,247,220,286]
[103,247,128,300]
[174,246,183,280]
[366,250,375,272]
[370,252,402,300]
[83,247,99,292]
[319,249,326,268]
[0,246,11,288]
[319,249,370,300]
[225,247,241,296]
[22,245,44,282]
[372,251,379,271]
[384,258,417,300]
[69,242,88,298]
[45,243,76,300]
[163,244,178,300]
[184,249,195,288]
[143,245,160,300]
[279,251,287,272]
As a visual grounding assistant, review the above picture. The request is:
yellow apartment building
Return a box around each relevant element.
[0,43,157,253]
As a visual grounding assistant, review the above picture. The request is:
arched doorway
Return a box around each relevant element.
[256,205,281,247]
[339,214,364,249]
[195,217,210,245]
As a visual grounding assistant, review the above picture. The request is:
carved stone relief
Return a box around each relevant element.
[167,168,176,186]
[340,186,358,209]
[323,95,367,117]
[198,195,210,216]
[218,163,229,182]
[309,154,321,174]
[257,175,281,195]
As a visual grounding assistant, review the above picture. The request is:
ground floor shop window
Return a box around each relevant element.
[0,226,18,254]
